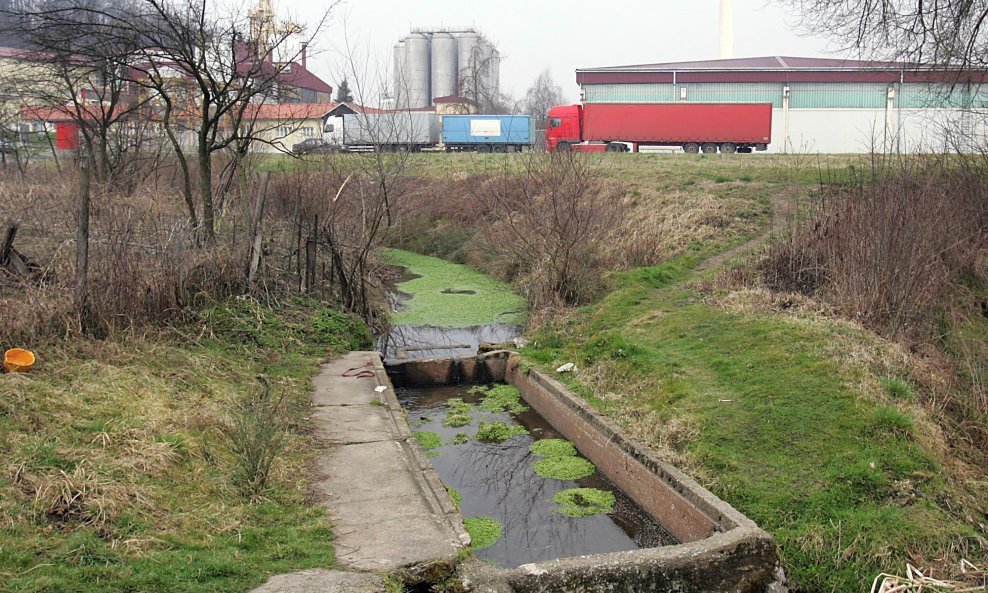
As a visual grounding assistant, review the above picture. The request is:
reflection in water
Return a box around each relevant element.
[399,386,677,568]
[377,323,522,363]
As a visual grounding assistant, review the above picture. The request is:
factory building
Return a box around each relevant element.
[392,28,500,110]
[576,56,988,153]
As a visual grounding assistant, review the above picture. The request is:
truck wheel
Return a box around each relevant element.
[720,143,737,154]
[494,144,507,153]
[478,144,492,153]
[556,142,572,153]
[605,142,624,152]
[701,143,718,154]
[684,143,700,154]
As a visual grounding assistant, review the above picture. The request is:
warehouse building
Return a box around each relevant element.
[576,56,988,153]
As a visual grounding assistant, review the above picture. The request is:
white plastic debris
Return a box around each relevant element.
[556,363,576,373]
[374,386,388,393]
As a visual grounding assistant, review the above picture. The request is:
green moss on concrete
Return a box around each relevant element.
[383,249,525,327]
[552,488,616,517]
[475,422,527,443]
[530,438,578,459]
[463,517,503,550]
[413,431,442,451]
[532,456,596,481]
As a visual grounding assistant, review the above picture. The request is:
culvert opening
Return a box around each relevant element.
[395,380,677,568]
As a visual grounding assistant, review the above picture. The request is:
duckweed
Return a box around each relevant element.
[552,488,615,517]
[530,438,578,459]
[474,384,529,415]
[443,398,474,428]
[413,431,442,451]
[463,517,503,550]
[475,421,528,443]
[533,456,595,480]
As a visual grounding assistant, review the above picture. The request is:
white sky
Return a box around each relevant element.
[288,0,840,104]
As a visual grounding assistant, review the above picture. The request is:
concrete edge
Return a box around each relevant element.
[370,353,472,548]
[517,361,758,534]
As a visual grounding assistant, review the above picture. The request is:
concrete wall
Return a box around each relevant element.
[384,355,784,592]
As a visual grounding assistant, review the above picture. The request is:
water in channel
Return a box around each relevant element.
[398,384,677,568]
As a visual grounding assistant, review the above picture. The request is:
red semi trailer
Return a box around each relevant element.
[546,103,773,154]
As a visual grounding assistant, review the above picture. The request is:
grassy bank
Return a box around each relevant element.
[522,257,986,592]
[0,298,371,593]
[384,249,525,327]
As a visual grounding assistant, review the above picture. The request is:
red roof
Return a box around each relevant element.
[576,55,988,85]
[433,95,478,106]
[277,62,333,95]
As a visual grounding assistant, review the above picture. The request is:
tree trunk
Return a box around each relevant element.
[246,172,270,286]
[199,136,215,244]
[75,150,92,329]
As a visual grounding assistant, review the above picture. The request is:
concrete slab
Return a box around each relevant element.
[308,352,468,576]
[248,569,385,593]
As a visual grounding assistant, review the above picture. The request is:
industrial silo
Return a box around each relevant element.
[393,40,406,106]
[403,32,431,108]
[456,31,479,94]
[479,39,501,103]
[430,32,458,102]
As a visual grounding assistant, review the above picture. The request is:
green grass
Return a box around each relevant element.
[522,260,984,592]
[413,431,443,451]
[0,297,369,592]
[383,249,525,327]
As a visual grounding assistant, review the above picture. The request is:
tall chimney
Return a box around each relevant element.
[300,43,307,69]
[718,0,735,59]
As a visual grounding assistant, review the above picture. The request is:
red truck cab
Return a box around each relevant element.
[546,105,582,152]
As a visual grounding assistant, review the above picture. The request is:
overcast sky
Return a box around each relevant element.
[291,0,840,104]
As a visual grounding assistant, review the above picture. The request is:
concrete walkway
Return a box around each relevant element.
[309,351,468,574]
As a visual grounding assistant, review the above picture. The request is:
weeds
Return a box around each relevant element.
[219,377,287,500]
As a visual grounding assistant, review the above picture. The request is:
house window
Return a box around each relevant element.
[302,126,316,137]
[278,126,291,137]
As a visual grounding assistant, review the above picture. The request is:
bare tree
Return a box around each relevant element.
[522,69,565,151]
[784,0,988,69]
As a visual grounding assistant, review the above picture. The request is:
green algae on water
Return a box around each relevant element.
[413,431,442,451]
[475,421,528,443]
[383,249,525,327]
[530,438,578,459]
[445,485,463,509]
[533,456,595,480]
[443,398,474,428]
[463,517,503,550]
[552,488,615,517]
[448,432,470,446]
[474,384,529,415]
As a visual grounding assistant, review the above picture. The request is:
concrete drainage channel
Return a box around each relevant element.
[386,351,786,593]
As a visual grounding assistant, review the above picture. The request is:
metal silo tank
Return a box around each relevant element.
[456,32,479,94]
[480,42,501,103]
[431,32,457,102]
[393,40,406,106]
[403,33,431,108]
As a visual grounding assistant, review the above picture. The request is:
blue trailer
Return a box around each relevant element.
[441,115,533,152]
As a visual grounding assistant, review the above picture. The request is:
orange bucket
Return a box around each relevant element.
[3,348,35,373]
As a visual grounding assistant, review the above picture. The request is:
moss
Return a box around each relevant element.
[552,488,616,517]
[443,398,473,428]
[475,422,527,443]
[474,384,529,415]
[413,431,442,451]
[463,517,503,550]
[532,456,595,481]
[448,432,470,446]
[530,439,577,459]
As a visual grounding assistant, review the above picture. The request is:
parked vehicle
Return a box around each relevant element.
[292,138,334,155]
[441,115,532,152]
[546,103,772,154]
[342,112,439,151]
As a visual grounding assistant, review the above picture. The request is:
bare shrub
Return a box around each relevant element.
[762,160,987,339]
[471,154,627,308]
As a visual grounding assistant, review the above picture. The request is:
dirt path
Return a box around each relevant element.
[695,193,790,274]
